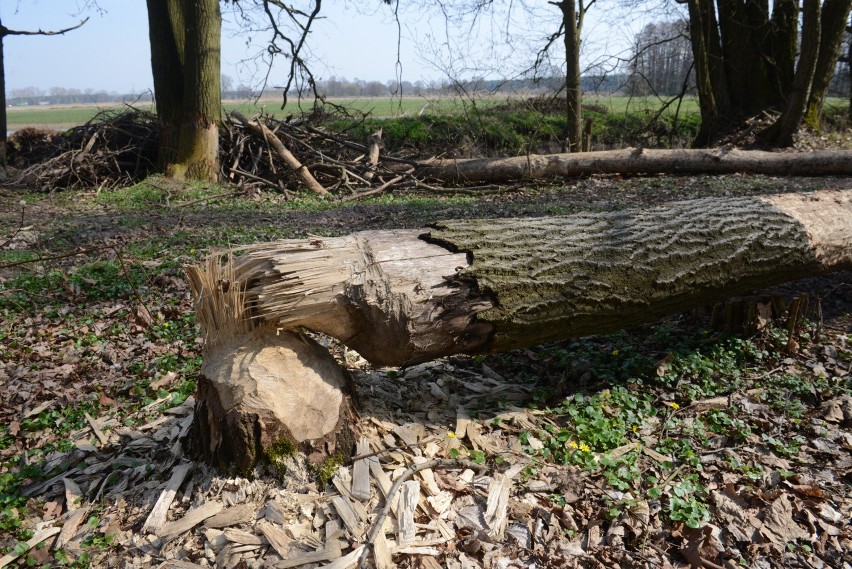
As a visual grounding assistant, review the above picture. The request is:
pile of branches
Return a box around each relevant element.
[221,111,427,199]
[10,108,159,192]
[8,106,506,198]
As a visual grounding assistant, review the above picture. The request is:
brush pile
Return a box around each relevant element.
[9,108,160,191]
[8,107,425,198]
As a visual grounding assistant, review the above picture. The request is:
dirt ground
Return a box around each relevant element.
[0,173,850,568]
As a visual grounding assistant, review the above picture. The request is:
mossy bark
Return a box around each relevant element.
[804,0,852,130]
[146,0,221,181]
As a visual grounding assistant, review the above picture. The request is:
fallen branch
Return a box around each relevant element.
[230,111,328,195]
[416,147,852,183]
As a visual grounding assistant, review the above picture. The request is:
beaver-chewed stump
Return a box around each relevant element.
[186,189,852,470]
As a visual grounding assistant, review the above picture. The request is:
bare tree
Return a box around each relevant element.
[627,20,694,97]
[0,15,87,169]
[684,0,852,147]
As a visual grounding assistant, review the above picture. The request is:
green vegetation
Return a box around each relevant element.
[9,96,707,151]
[512,321,847,530]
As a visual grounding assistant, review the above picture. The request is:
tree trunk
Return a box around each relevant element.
[413,148,852,183]
[187,189,852,467]
[759,0,821,147]
[146,0,185,170]
[146,0,221,181]
[686,0,802,146]
[557,1,583,153]
[686,0,728,146]
[0,29,7,170]
[804,0,852,129]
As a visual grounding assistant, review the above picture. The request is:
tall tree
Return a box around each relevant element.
[427,1,600,153]
[145,0,221,181]
[685,0,852,147]
[552,1,587,152]
[0,16,87,169]
[803,0,852,128]
[759,0,822,146]
[627,20,694,96]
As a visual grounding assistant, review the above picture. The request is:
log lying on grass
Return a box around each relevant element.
[186,189,852,469]
[415,148,852,183]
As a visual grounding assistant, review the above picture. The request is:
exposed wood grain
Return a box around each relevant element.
[0,527,60,569]
[276,520,343,568]
[372,531,394,569]
[397,480,420,546]
[330,494,363,537]
[155,501,224,538]
[203,502,256,529]
[258,520,292,559]
[142,462,192,534]
[351,437,373,502]
[223,528,268,545]
[55,507,88,549]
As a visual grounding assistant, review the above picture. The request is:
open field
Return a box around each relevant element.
[5,95,720,133]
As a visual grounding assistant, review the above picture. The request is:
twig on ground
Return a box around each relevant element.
[0,248,92,270]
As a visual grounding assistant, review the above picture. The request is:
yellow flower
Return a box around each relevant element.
[632,425,638,434]
[163,322,170,328]
[579,443,591,452]
[611,349,620,356]
[447,431,456,439]
[666,402,680,410]
[600,389,611,398]
[568,440,579,449]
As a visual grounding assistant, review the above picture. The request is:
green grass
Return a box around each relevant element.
[6,97,455,128]
[7,95,696,127]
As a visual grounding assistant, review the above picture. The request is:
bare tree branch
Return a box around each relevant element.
[0,18,89,37]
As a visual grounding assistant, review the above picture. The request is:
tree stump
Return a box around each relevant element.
[194,327,356,472]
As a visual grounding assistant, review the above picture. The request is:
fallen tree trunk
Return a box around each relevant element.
[415,148,852,183]
[187,189,852,468]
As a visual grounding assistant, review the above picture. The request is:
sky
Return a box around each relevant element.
[2,1,663,95]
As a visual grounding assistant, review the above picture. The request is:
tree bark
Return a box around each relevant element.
[759,0,822,147]
[146,0,185,170]
[686,0,728,146]
[556,1,583,153]
[0,27,7,170]
[804,0,852,129]
[688,0,852,147]
[187,189,852,467]
[146,0,221,181]
[413,148,852,183]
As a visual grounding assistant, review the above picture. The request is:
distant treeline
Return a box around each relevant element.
[8,74,636,108]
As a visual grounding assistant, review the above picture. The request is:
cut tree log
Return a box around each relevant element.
[186,189,852,468]
[414,148,852,183]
